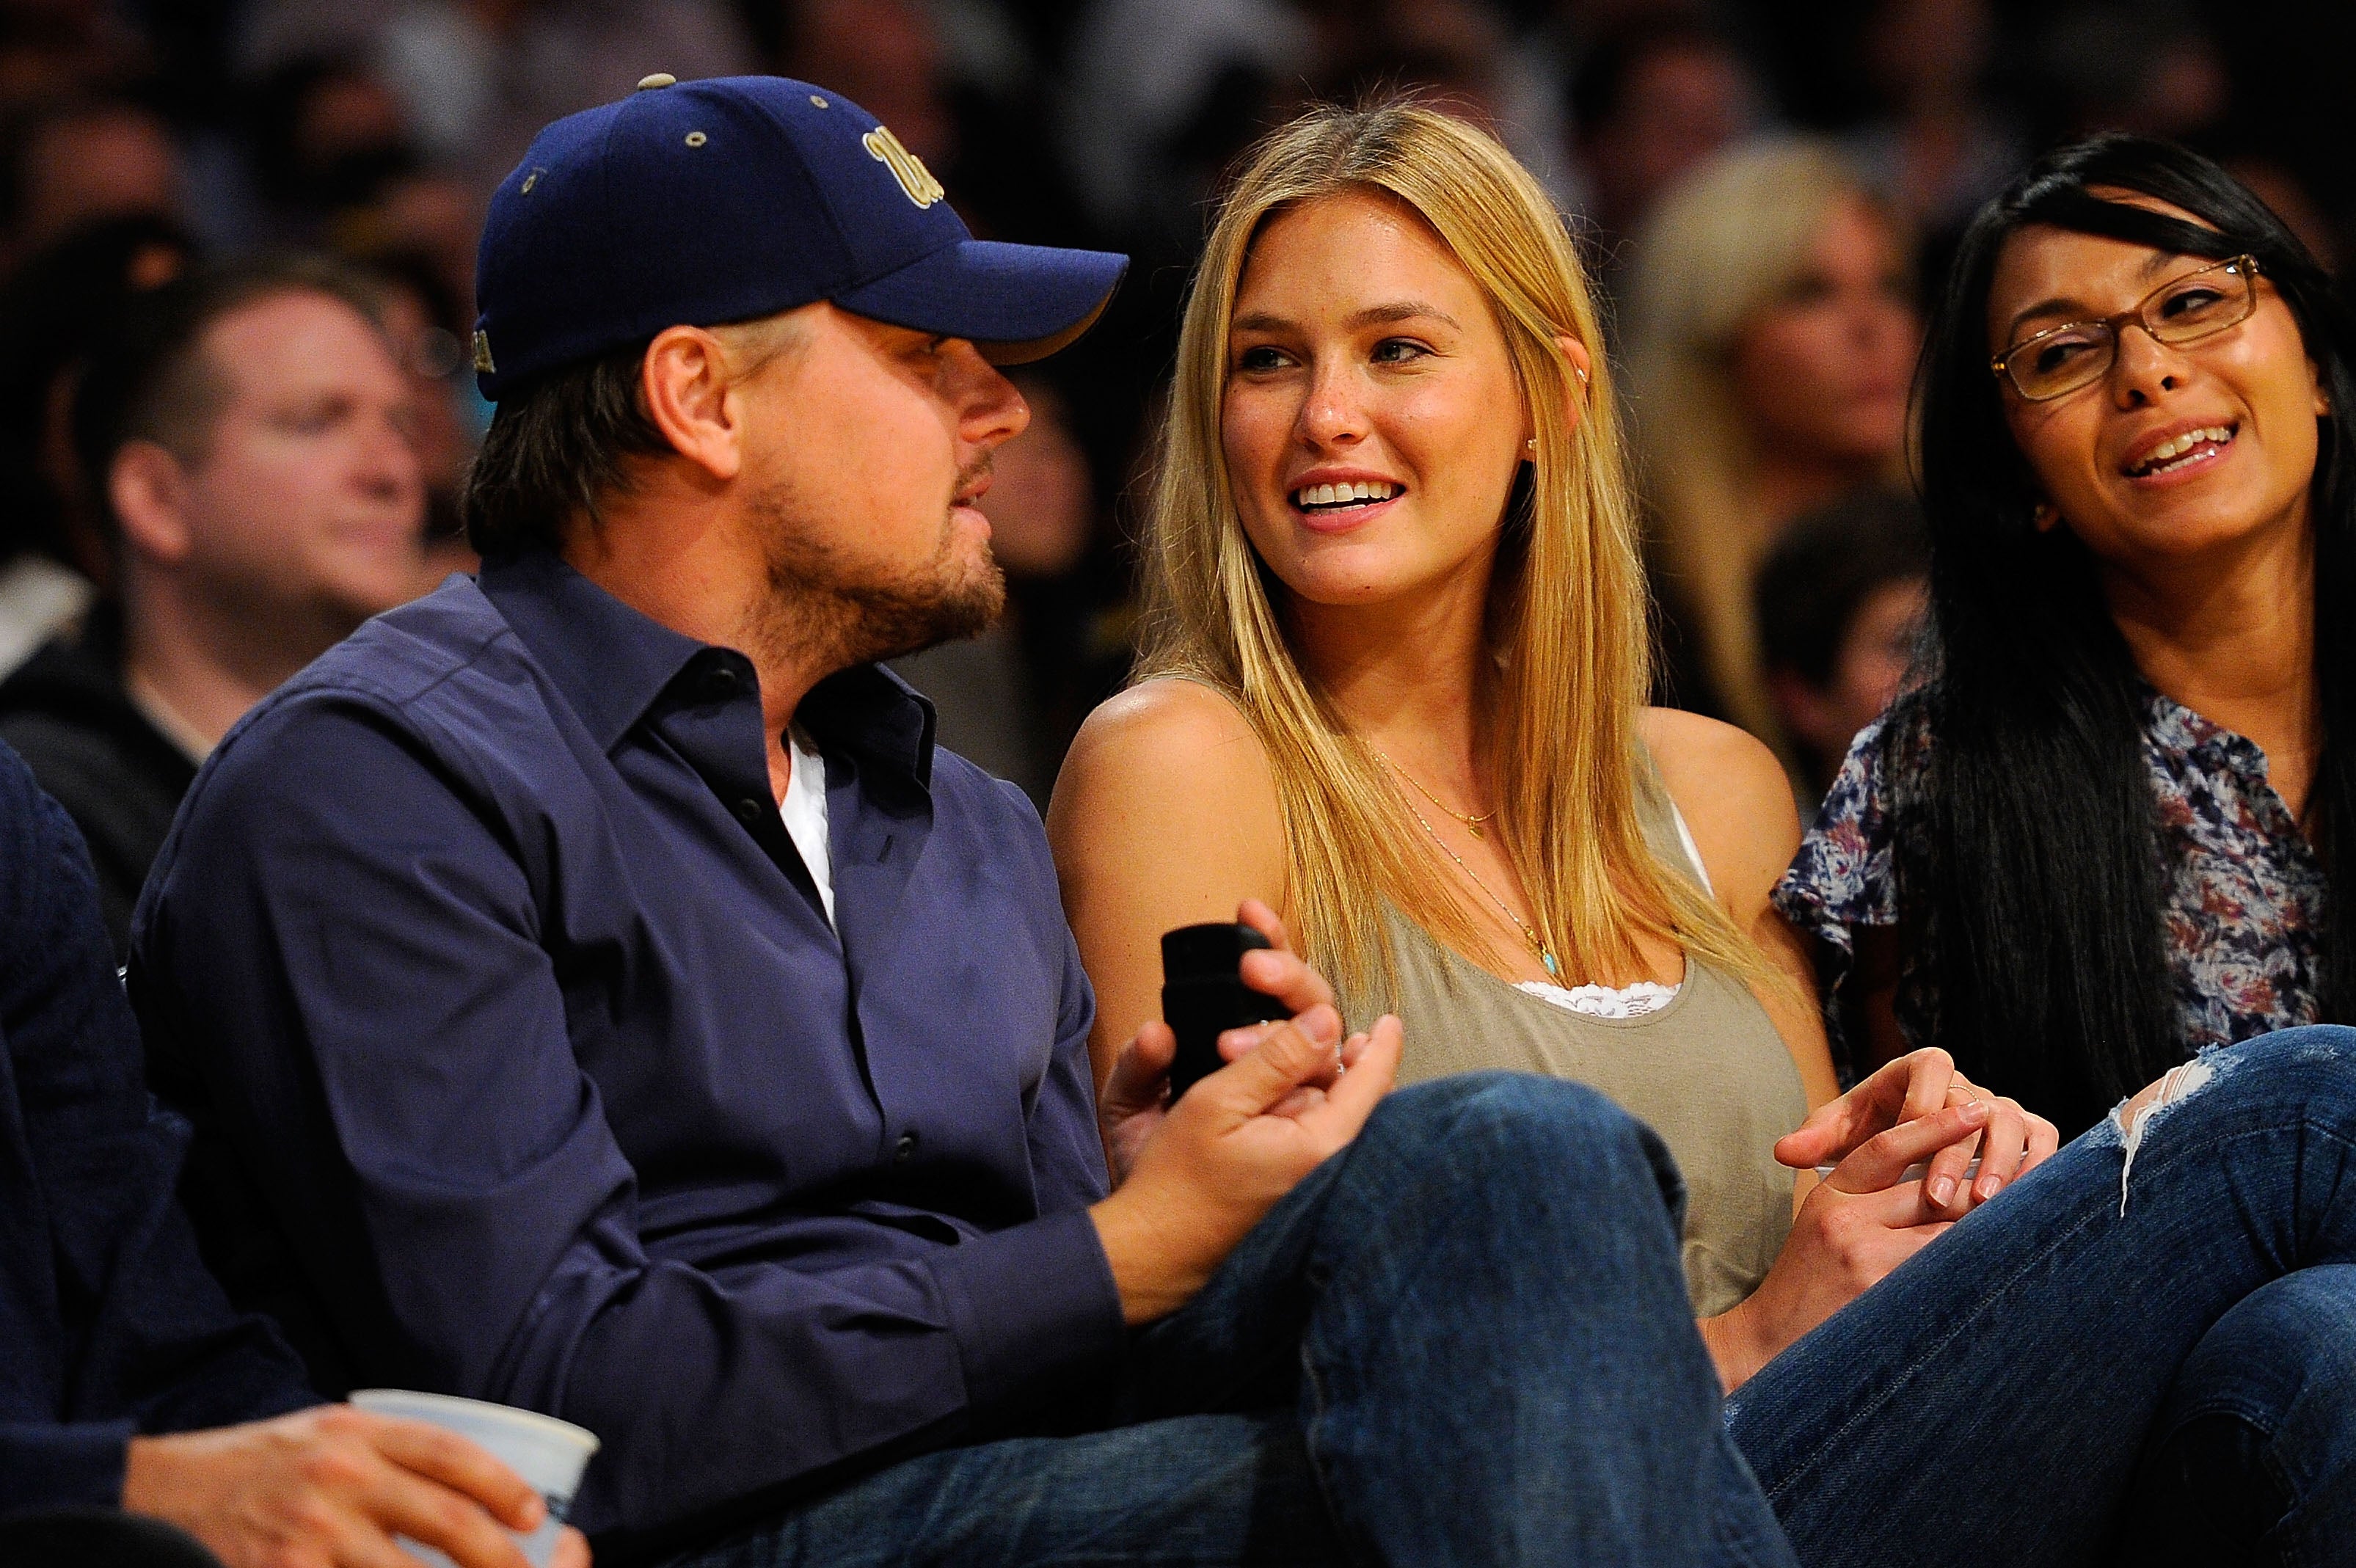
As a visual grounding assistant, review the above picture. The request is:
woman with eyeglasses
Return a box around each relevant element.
[1779,131,2351,1140]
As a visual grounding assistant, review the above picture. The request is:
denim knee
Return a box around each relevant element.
[1355,1071,1688,1236]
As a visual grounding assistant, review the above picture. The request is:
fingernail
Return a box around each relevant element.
[1977,1175,2002,1200]
[1928,1175,1955,1207]
[1963,1099,1991,1121]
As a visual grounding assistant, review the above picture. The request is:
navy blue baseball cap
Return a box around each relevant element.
[471,73,1128,400]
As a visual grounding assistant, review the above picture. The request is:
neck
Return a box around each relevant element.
[564,475,823,801]
[119,573,348,753]
[1290,554,1492,789]
[2102,508,2319,794]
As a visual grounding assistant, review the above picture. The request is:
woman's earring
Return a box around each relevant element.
[1525,437,1538,456]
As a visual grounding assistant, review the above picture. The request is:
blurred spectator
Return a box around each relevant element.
[236,0,756,195]
[358,248,481,584]
[247,54,421,236]
[781,0,954,167]
[0,255,425,952]
[2039,1,2228,145]
[0,0,152,118]
[1569,13,1763,263]
[1756,485,1928,807]
[1060,0,1308,257]
[894,368,1097,804]
[1624,137,1917,767]
[5,95,183,256]
[1845,0,2023,235]
[0,211,193,671]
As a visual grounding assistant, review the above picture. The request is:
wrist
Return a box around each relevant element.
[1697,1299,1776,1395]
[1089,1189,1200,1325]
[120,1433,186,1522]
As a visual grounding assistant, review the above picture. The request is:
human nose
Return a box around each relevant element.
[2108,318,2191,408]
[1296,357,1366,450]
[361,409,424,503]
[947,342,1030,451]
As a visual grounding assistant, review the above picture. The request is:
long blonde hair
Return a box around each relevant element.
[1134,99,1770,999]
[1624,137,1898,751]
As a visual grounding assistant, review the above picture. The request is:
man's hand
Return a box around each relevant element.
[1091,900,1402,1323]
[122,1405,591,1568]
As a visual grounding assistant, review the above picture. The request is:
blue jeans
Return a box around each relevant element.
[679,1029,2356,1566]
[1729,1026,2356,1566]
[676,1071,1790,1566]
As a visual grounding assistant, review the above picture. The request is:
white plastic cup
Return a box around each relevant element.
[349,1390,600,1568]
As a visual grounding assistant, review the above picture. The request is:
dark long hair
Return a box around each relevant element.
[1908,133,2356,1134]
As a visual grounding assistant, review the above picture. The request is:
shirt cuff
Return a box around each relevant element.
[927,1208,1125,1418]
[0,1419,136,1514]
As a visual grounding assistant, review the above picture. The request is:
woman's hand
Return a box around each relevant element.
[1702,1050,2060,1391]
[1776,1048,2060,1217]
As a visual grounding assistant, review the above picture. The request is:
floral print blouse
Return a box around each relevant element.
[1774,683,2330,1079]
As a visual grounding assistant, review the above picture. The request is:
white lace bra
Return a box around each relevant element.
[1513,801,1712,1019]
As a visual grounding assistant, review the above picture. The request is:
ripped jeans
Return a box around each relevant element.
[1728,1026,2356,1567]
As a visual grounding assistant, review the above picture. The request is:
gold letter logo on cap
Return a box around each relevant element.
[473,330,495,374]
[863,125,945,209]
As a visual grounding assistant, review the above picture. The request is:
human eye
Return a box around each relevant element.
[2156,276,2233,324]
[1233,343,1294,373]
[2027,328,2101,377]
[1368,337,1433,365]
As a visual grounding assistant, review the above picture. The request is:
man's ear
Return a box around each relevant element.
[109,441,194,566]
[641,326,747,484]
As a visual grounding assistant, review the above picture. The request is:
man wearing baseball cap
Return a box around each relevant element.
[129,77,1762,1565]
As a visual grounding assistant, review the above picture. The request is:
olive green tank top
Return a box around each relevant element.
[1338,752,1807,1318]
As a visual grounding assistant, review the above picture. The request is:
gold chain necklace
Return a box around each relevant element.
[1382,776,1560,978]
[1368,746,1498,838]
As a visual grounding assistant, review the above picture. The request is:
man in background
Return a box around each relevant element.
[0,255,426,952]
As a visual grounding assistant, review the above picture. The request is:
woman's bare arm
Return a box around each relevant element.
[1046,679,1292,1093]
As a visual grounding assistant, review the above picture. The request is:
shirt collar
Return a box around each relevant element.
[478,550,705,752]
[475,548,938,792]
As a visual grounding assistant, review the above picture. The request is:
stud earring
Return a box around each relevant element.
[1525,437,1538,455]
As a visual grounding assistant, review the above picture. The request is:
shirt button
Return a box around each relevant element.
[734,798,765,825]
[894,1131,918,1164]
[704,667,738,699]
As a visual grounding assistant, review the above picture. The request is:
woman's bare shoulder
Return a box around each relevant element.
[1049,678,1285,864]
[1637,706,1802,910]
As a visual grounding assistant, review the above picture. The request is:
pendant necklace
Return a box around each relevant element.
[1368,746,1499,838]
[1374,753,1559,977]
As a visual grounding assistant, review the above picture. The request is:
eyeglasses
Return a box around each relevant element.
[1990,255,2261,401]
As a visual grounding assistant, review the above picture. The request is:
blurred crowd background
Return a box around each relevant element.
[0,0,2346,830]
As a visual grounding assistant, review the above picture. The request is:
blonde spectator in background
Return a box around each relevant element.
[1624,139,1919,770]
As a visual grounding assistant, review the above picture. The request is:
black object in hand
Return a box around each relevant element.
[1161,922,1289,1101]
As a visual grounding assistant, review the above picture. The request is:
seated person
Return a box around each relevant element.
[1777,134,2350,1136]
[0,739,580,1568]
[1754,486,1928,814]
[0,256,427,955]
[1047,101,2356,1561]
[130,76,1816,1565]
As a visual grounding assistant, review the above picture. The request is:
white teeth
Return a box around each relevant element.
[2135,425,2234,474]
[1292,479,1398,508]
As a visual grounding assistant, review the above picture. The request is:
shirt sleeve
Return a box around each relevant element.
[0,748,315,1521]
[133,703,1123,1542]
[1772,709,1916,1064]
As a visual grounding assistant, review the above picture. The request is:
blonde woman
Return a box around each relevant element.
[1049,99,2356,1561]
[1624,138,1918,760]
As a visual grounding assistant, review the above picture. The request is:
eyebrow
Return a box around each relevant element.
[2001,251,2198,340]
[1231,300,1462,335]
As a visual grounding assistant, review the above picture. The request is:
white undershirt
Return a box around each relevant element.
[779,725,834,926]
